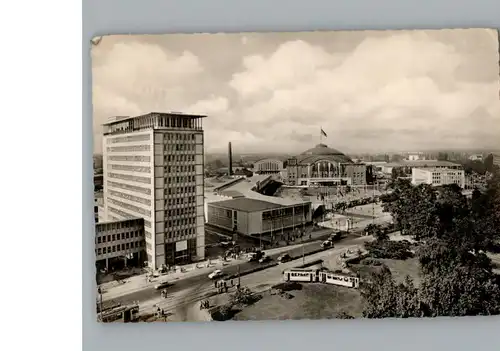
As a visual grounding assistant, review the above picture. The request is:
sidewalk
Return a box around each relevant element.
[100,257,241,300]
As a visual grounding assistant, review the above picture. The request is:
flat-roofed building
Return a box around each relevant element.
[411,167,465,188]
[95,218,146,270]
[102,112,206,270]
[381,160,463,175]
[207,197,312,237]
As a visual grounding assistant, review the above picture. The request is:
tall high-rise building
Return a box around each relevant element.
[102,112,206,270]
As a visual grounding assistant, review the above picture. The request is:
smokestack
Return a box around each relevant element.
[228,142,233,176]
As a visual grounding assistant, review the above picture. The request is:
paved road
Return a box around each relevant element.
[138,235,372,318]
[103,234,357,307]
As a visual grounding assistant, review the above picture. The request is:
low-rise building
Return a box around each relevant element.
[207,197,312,237]
[95,218,146,270]
[381,160,462,175]
[411,168,465,188]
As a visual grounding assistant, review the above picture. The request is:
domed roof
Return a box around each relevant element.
[301,143,345,156]
[296,143,353,164]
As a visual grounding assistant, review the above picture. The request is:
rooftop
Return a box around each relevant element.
[383,160,462,167]
[414,167,464,172]
[103,112,206,126]
[210,198,286,212]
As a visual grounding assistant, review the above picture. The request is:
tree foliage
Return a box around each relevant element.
[362,174,500,318]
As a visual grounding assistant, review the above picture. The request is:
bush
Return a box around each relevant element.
[365,240,413,260]
[272,281,303,292]
[229,287,261,306]
[336,311,355,319]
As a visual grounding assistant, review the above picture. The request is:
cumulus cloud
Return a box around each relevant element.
[92,30,500,154]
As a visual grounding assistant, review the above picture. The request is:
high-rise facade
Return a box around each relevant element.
[102,112,206,270]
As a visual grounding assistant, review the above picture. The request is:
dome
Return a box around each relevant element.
[301,143,345,156]
[296,143,353,164]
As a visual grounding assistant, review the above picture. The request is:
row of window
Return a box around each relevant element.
[166,217,197,227]
[107,155,151,162]
[164,144,196,152]
[166,154,198,163]
[108,172,151,184]
[166,175,196,184]
[108,198,150,216]
[110,164,152,173]
[107,134,151,144]
[97,230,142,243]
[109,189,152,206]
[107,181,151,195]
[96,219,142,232]
[166,196,196,206]
[166,207,197,218]
[107,145,151,152]
[166,228,196,239]
[96,241,144,255]
[164,133,196,141]
[166,165,196,173]
[165,186,197,195]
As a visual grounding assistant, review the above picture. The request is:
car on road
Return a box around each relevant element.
[277,253,292,263]
[321,240,334,249]
[247,251,264,262]
[208,269,224,280]
[259,256,272,264]
[154,281,170,290]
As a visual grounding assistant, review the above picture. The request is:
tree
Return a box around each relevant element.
[484,154,494,173]
[437,152,449,161]
[362,174,500,319]
[419,263,500,317]
[361,265,421,318]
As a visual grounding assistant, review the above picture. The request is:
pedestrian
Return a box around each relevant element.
[231,279,234,287]
[214,280,217,288]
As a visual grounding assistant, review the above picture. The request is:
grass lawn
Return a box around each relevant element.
[233,283,363,321]
[351,257,421,286]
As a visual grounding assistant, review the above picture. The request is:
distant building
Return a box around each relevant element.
[93,154,103,171]
[285,143,367,186]
[411,168,465,188]
[207,197,312,237]
[94,173,103,191]
[381,160,462,175]
[95,218,146,271]
[493,154,500,168]
[253,158,284,174]
[407,152,425,161]
[469,154,484,161]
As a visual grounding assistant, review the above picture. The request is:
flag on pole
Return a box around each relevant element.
[320,128,327,137]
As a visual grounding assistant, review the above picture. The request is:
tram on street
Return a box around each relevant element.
[283,268,360,288]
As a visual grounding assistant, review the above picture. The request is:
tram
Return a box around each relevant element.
[283,268,360,289]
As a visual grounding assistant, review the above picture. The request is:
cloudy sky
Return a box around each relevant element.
[92,29,500,154]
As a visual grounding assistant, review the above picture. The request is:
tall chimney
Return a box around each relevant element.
[228,142,233,176]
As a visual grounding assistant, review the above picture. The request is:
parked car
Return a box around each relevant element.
[277,253,292,263]
[259,256,272,264]
[208,269,224,280]
[154,281,170,290]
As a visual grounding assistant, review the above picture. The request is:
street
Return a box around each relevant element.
[102,238,332,306]
[127,235,372,317]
